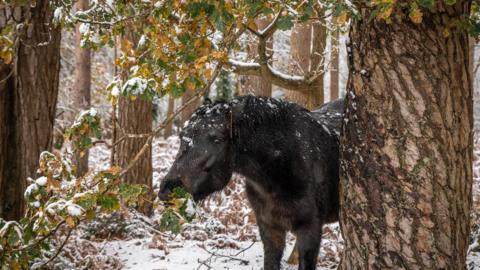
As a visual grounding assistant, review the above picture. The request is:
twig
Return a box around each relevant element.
[199,245,250,265]
[197,256,214,270]
[233,241,256,256]
[0,66,13,85]
[39,228,73,269]
[13,220,66,252]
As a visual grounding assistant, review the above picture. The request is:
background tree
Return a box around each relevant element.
[71,0,92,177]
[164,95,175,138]
[116,28,153,216]
[285,19,326,109]
[330,28,339,101]
[339,1,473,268]
[237,17,272,97]
[0,2,61,220]
[180,88,199,126]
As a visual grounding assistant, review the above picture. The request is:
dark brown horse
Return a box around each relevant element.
[159,96,343,270]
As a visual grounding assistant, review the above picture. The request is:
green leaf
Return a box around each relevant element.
[444,0,456,5]
[159,208,181,234]
[417,0,435,9]
[119,184,147,206]
[97,194,120,211]
[277,15,294,31]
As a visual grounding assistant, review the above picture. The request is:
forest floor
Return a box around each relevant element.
[51,135,480,270]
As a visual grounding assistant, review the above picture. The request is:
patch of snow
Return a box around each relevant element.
[138,35,147,48]
[31,201,41,208]
[79,23,90,34]
[185,199,196,216]
[35,176,48,186]
[123,77,149,96]
[67,203,84,217]
[53,7,64,22]
[111,85,120,97]
[24,183,38,197]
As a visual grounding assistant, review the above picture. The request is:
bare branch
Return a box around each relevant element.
[38,228,73,268]
[226,60,311,92]
[229,10,319,93]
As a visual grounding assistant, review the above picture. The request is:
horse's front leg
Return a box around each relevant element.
[258,220,286,270]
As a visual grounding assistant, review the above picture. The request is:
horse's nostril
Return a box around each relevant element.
[158,188,171,201]
[159,178,183,201]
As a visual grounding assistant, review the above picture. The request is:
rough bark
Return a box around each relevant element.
[116,29,153,215]
[339,2,472,269]
[71,0,91,177]
[0,2,61,220]
[330,29,339,100]
[237,17,272,97]
[285,21,326,109]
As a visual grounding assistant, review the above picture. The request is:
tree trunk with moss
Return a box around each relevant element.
[0,2,61,220]
[339,2,472,269]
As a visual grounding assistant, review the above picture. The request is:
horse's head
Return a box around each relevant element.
[159,99,234,202]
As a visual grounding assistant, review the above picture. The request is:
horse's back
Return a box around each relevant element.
[310,98,344,136]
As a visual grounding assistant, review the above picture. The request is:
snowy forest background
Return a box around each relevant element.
[1,1,480,269]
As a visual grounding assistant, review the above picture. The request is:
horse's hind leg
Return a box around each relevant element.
[258,220,286,270]
[295,222,322,270]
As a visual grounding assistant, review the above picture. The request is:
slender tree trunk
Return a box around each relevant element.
[237,17,272,97]
[339,2,472,269]
[0,2,61,220]
[180,88,199,125]
[285,21,326,109]
[164,95,174,138]
[116,29,153,216]
[71,0,91,177]
[330,29,339,101]
[285,23,312,107]
[470,37,475,90]
[311,21,326,106]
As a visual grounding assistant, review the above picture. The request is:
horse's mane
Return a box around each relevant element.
[186,95,309,133]
[231,95,309,128]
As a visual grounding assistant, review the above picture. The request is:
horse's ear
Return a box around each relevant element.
[203,97,212,106]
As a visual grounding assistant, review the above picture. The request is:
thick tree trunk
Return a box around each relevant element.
[116,29,153,216]
[0,2,61,220]
[237,17,272,97]
[330,29,339,101]
[117,97,153,215]
[339,2,472,269]
[71,0,91,177]
[285,21,326,109]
